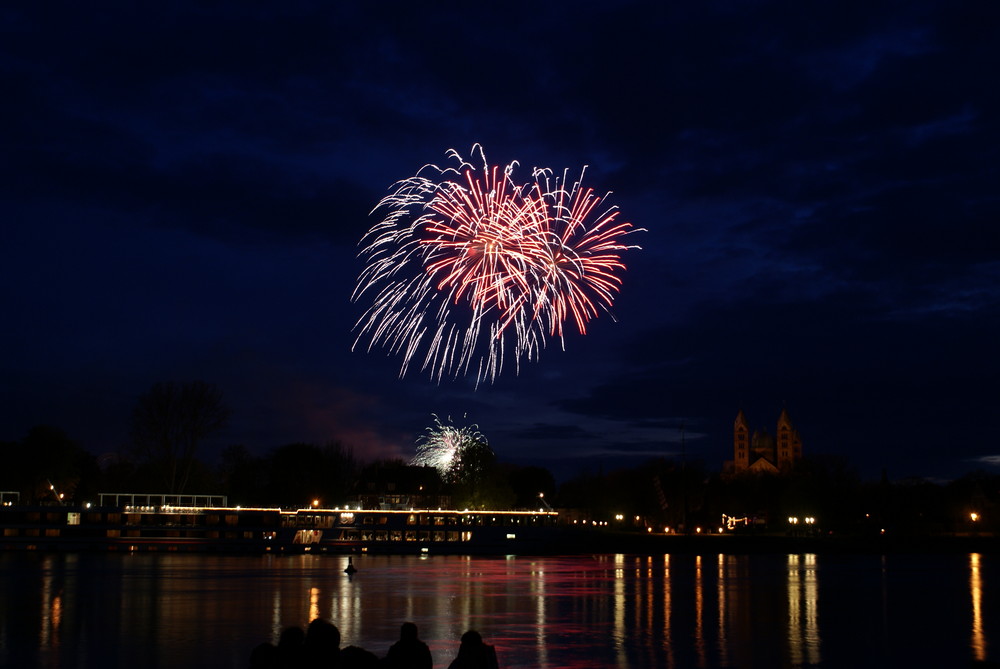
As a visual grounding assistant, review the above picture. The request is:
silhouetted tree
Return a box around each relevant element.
[130,380,230,493]
[506,465,556,509]
[354,460,446,508]
[218,444,268,505]
[780,454,861,531]
[449,439,514,509]
[3,426,94,503]
[264,441,358,508]
[946,471,999,533]
[449,438,495,486]
[266,443,328,507]
[557,458,710,529]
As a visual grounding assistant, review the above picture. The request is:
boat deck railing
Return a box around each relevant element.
[99,493,228,508]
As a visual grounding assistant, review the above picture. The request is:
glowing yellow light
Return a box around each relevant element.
[971,512,979,522]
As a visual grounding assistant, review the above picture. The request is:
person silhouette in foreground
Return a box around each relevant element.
[304,618,341,668]
[249,641,280,669]
[277,625,305,668]
[447,630,499,669]
[338,644,380,668]
[384,621,433,669]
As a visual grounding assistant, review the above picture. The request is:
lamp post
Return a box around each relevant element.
[538,492,552,511]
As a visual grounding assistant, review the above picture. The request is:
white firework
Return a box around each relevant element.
[411,414,488,479]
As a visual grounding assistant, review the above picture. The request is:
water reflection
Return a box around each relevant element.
[531,560,548,667]
[309,587,320,626]
[787,553,820,666]
[270,588,282,642]
[663,554,674,668]
[39,554,56,648]
[694,554,705,666]
[0,551,994,668]
[716,555,729,668]
[972,552,986,661]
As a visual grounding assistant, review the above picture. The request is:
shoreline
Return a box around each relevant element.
[545,528,1000,556]
[5,531,995,557]
[2,500,997,556]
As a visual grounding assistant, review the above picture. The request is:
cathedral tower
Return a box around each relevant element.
[732,409,803,473]
[734,410,750,471]
[776,408,802,470]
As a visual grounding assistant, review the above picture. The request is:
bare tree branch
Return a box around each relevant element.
[131,381,231,493]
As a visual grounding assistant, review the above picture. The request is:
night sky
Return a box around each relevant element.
[3,2,998,483]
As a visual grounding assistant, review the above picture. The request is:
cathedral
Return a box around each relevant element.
[730,408,803,474]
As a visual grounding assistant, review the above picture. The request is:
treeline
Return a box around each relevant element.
[0,425,364,507]
[2,424,997,536]
[559,455,1000,536]
[0,424,557,512]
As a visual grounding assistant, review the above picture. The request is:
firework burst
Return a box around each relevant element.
[411,414,489,479]
[352,145,642,384]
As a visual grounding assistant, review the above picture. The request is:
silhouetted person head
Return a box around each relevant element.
[447,630,498,669]
[249,641,280,669]
[279,626,305,647]
[339,645,380,668]
[277,625,305,668]
[385,621,433,669]
[304,618,341,667]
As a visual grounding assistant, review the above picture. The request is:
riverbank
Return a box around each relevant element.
[549,527,1000,555]
[2,501,996,556]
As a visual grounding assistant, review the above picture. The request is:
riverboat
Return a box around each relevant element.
[0,493,561,555]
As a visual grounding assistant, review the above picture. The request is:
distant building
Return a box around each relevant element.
[353,463,450,510]
[731,408,802,474]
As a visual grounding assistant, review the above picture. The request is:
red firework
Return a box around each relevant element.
[352,146,642,384]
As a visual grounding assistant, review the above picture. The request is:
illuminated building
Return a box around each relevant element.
[730,408,803,474]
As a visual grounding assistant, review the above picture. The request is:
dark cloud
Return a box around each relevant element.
[2,0,997,484]
[510,423,598,442]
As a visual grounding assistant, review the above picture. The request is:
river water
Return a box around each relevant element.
[0,550,995,668]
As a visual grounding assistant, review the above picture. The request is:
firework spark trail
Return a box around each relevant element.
[411,414,488,478]
[352,145,642,385]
